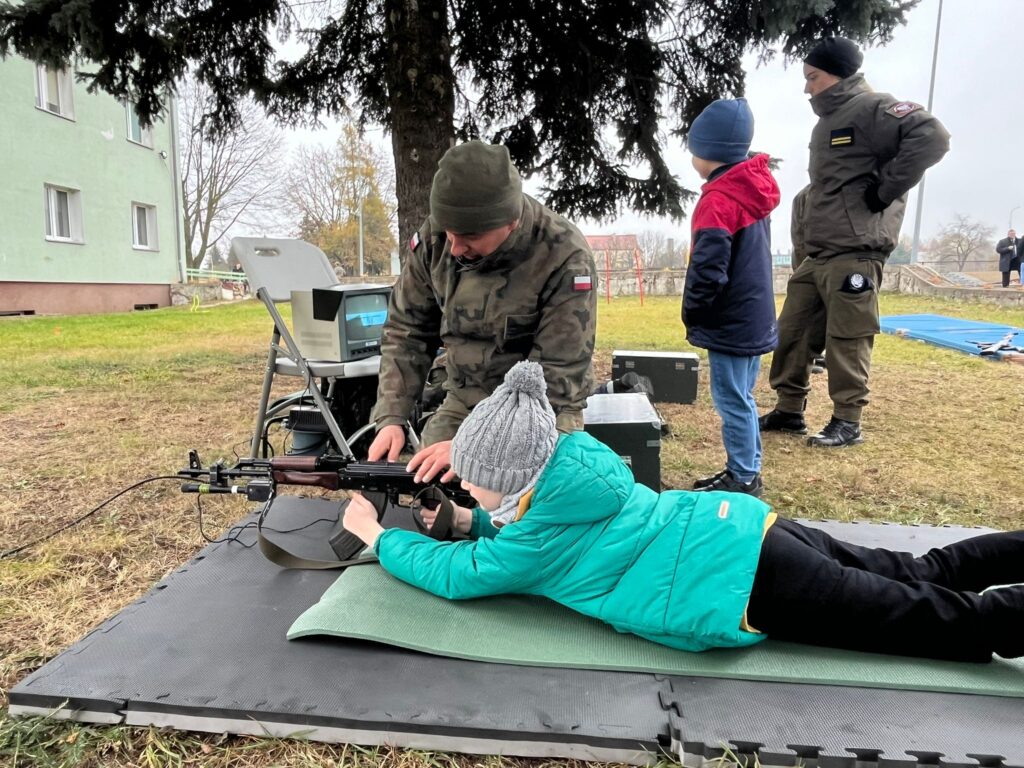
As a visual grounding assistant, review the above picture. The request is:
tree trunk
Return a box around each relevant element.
[384,0,455,268]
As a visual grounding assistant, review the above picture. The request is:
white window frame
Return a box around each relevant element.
[34,65,75,120]
[132,202,159,251]
[125,102,154,148]
[43,184,84,244]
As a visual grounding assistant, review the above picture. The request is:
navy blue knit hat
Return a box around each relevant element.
[687,98,754,164]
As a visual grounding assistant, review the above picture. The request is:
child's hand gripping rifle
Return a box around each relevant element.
[178,450,471,568]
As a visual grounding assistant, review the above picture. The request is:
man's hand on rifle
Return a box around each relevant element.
[367,424,406,462]
[366,425,458,484]
[407,440,456,484]
[342,493,386,548]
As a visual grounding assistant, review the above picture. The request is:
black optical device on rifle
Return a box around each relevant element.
[179,451,472,569]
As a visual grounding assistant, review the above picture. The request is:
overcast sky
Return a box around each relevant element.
[286,0,1024,253]
[584,0,1024,252]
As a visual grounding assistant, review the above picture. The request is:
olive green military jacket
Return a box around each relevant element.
[370,194,597,436]
[790,184,811,270]
[801,74,950,261]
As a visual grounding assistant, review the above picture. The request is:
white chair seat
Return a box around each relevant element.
[274,356,381,379]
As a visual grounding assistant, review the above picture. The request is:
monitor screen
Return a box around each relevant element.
[344,291,389,344]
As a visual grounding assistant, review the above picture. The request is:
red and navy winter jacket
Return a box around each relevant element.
[682,154,781,356]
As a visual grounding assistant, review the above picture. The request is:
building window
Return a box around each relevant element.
[44,184,84,243]
[35,65,75,119]
[132,203,158,250]
[126,102,154,147]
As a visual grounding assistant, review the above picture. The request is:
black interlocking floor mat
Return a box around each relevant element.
[10,497,1024,766]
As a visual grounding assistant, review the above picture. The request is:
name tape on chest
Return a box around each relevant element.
[885,101,923,118]
[573,274,593,292]
[830,127,855,147]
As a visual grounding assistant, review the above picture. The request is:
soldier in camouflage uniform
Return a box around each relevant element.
[760,37,950,447]
[367,140,597,482]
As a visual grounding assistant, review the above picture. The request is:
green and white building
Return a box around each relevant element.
[0,54,184,315]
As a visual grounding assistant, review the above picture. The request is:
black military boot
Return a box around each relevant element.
[758,409,807,435]
[692,471,763,498]
[807,417,863,448]
[810,355,826,375]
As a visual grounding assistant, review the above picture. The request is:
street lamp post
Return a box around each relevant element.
[357,198,365,277]
[909,0,944,264]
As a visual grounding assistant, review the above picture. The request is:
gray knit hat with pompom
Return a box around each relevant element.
[450,361,558,495]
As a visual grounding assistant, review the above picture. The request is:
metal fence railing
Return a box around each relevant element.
[185,268,249,283]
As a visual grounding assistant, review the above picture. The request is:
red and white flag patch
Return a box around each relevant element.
[573,274,593,291]
[409,231,420,253]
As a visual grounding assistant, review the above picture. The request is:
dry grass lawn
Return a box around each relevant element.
[2,292,1024,767]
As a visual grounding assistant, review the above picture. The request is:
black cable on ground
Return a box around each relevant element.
[2,473,350,560]
[0,475,183,559]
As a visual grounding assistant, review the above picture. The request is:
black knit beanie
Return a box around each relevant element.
[804,37,863,79]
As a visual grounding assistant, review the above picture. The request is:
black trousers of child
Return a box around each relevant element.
[746,518,1024,662]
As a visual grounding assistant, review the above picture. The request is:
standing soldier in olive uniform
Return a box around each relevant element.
[760,37,950,447]
[367,140,598,482]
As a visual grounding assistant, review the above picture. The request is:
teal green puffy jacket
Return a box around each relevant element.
[376,431,772,652]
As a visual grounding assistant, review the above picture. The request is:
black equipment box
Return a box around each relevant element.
[612,350,699,404]
[583,393,661,491]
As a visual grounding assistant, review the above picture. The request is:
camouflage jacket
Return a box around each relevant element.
[801,74,950,261]
[370,194,597,437]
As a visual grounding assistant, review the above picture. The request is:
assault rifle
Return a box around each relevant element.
[969,331,1024,357]
[178,450,471,568]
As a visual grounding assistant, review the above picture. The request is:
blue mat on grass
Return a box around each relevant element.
[880,314,1024,358]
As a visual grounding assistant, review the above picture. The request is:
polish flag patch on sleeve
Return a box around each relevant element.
[409,231,420,253]
[573,274,593,291]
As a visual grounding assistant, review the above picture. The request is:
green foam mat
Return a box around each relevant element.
[288,564,1024,698]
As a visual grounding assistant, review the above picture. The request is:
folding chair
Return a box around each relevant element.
[230,237,403,460]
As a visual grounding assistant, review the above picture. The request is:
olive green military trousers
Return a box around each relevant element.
[769,254,884,423]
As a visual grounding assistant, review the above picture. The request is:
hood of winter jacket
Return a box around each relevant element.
[701,153,781,224]
[522,432,636,526]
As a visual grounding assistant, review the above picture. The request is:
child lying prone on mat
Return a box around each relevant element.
[343,361,1024,662]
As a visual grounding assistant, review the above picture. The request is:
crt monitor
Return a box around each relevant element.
[342,289,390,360]
[305,282,393,362]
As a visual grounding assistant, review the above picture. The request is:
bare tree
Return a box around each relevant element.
[179,77,287,270]
[637,230,666,270]
[927,214,996,271]
[286,144,347,233]
[285,120,397,275]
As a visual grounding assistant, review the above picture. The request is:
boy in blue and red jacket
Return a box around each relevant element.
[682,98,781,497]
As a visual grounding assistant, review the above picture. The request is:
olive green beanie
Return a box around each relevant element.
[429,140,524,234]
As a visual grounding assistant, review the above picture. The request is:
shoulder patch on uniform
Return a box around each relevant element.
[409,231,421,253]
[573,274,593,292]
[830,127,855,147]
[885,101,923,118]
